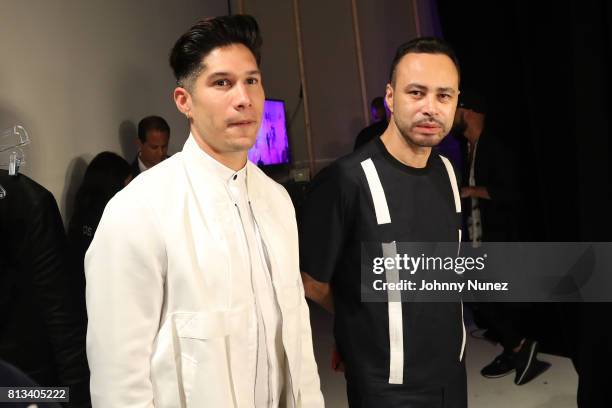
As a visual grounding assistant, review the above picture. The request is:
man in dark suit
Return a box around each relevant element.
[131,115,170,177]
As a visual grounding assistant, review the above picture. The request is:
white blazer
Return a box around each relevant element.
[85,136,324,407]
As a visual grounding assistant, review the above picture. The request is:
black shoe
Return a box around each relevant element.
[514,339,549,385]
[481,352,515,378]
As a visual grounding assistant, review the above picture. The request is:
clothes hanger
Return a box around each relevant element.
[0,125,30,199]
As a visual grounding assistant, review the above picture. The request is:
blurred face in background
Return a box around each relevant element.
[139,129,169,168]
[452,107,468,135]
[371,105,385,122]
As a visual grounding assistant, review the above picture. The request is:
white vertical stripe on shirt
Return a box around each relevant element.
[440,155,467,362]
[360,158,404,385]
[439,155,461,213]
[382,241,404,384]
[360,159,391,225]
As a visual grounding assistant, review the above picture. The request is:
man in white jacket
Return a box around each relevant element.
[85,15,324,408]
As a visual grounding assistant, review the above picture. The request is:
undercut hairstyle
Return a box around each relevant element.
[137,116,170,143]
[169,14,262,89]
[388,37,460,87]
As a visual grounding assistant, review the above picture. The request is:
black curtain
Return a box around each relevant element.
[437,0,612,242]
[437,2,612,406]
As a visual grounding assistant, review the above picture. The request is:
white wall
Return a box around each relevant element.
[233,0,419,173]
[239,0,308,170]
[0,0,227,220]
[1,0,427,221]
[296,0,421,171]
[357,0,419,115]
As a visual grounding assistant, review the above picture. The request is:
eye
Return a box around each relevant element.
[409,90,424,97]
[246,77,259,85]
[439,93,452,101]
[214,79,231,87]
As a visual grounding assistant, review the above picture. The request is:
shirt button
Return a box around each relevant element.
[233,174,237,180]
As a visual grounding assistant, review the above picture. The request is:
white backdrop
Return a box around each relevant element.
[0,0,226,221]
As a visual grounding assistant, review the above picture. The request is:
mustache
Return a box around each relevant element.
[412,118,445,127]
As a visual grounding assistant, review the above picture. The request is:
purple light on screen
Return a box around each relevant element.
[248,100,290,166]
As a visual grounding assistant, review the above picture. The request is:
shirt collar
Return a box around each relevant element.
[137,154,149,173]
[182,134,269,210]
[188,133,248,188]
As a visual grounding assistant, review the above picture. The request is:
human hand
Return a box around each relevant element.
[461,186,473,198]
[331,345,345,372]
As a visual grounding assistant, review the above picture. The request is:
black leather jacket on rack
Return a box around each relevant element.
[0,170,91,407]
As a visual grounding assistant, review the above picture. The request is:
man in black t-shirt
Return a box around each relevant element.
[300,38,466,407]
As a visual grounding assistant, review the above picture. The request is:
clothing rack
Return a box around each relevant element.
[0,125,30,198]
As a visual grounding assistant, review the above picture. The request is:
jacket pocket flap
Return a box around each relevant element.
[176,308,247,340]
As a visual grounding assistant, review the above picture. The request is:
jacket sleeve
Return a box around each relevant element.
[27,190,91,407]
[85,192,166,407]
[297,283,325,407]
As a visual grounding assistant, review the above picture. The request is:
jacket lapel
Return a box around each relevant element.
[180,136,233,295]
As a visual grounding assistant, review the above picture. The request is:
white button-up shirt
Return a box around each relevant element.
[137,154,149,173]
[203,150,285,407]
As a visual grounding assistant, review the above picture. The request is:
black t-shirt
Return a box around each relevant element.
[299,137,464,387]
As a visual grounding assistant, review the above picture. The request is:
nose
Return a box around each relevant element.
[422,94,439,117]
[234,83,252,110]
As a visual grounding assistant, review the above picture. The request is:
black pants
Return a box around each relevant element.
[471,302,530,351]
[574,303,612,408]
[345,363,467,408]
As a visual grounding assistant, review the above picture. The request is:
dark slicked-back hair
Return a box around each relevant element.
[138,115,170,143]
[389,37,460,87]
[169,14,262,89]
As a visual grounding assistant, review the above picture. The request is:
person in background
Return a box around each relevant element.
[131,115,170,177]
[453,90,549,385]
[353,96,390,151]
[67,151,132,306]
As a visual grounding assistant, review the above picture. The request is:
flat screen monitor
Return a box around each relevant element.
[248,99,290,166]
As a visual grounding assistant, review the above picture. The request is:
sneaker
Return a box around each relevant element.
[481,352,515,378]
[514,339,549,385]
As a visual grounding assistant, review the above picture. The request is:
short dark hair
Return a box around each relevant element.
[69,152,131,241]
[388,37,460,86]
[169,14,262,89]
[74,152,131,213]
[458,88,487,114]
[138,116,170,143]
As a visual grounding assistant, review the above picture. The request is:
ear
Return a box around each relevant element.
[173,87,192,118]
[385,83,394,115]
